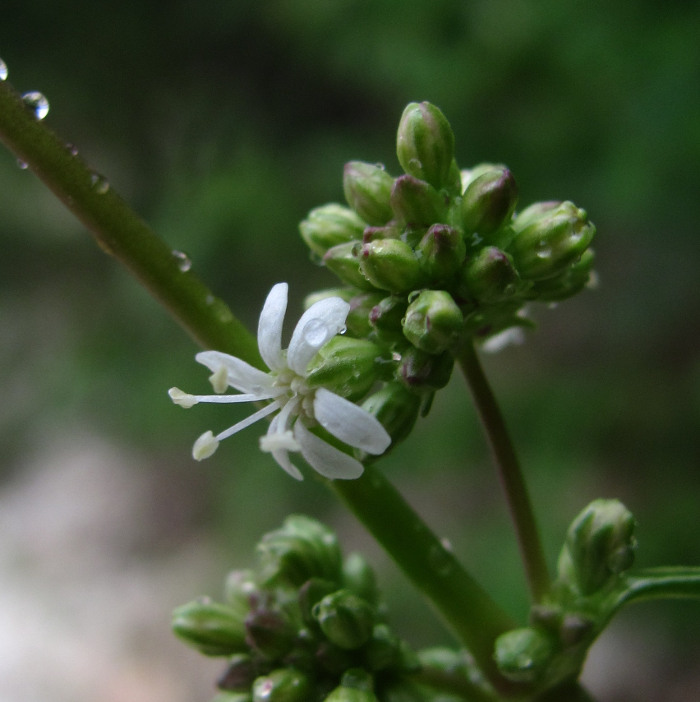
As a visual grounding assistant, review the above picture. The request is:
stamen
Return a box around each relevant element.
[208,365,229,394]
[260,430,300,453]
[192,431,219,460]
[215,400,282,442]
[168,387,199,408]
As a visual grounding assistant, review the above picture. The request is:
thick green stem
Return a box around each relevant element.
[332,467,522,695]
[0,79,261,366]
[457,342,550,603]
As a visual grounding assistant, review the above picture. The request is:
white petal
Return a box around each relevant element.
[258,283,288,371]
[196,350,277,396]
[313,387,391,455]
[287,297,350,374]
[294,420,364,480]
[263,414,304,480]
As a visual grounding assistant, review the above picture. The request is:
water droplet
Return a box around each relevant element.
[205,294,215,306]
[0,58,8,81]
[339,325,347,335]
[374,162,386,171]
[302,319,330,346]
[172,250,192,272]
[66,143,79,156]
[408,157,423,172]
[90,172,110,194]
[535,241,551,259]
[428,544,455,577]
[21,91,49,120]
[17,159,28,170]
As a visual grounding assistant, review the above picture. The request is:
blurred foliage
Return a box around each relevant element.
[1,0,699,697]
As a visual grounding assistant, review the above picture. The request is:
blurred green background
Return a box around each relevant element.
[1,2,699,700]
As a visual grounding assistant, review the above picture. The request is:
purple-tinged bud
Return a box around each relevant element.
[172,597,247,656]
[360,382,421,446]
[402,290,464,354]
[323,242,378,291]
[362,223,401,243]
[217,653,258,692]
[313,589,375,650]
[507,201,596,281]
[396,101,455,190]
[529,249,596,302]
[345,292,385,338]
[359,238,426,293]
[369,296,408,347]
[460,162,508,192]
[390,174,446,227]
[458,246,527,304]
[460,167,518,237]
[494,627,555,683]
[245,608,296,660]
[343,161,395,225]
[417,223,467,283]
[251,668,313,702]
[398,347,454,392]
[300,204,365,257]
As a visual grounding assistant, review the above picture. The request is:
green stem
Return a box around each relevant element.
[457,342,550,603]
[0,79,261,366]
[332,466,522,696]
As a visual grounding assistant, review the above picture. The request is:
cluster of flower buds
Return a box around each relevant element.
[172,515,442,702]
[300,101,597,424]
[493,500,638,687]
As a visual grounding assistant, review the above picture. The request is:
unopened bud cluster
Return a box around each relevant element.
[300,101,597,424]
[173,516,426,702]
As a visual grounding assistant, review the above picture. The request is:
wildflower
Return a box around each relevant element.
[169,283,391,480]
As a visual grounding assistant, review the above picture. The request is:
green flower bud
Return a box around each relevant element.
[342,552,379,606]
[359,239,426,293]
[511,200,560,232]
[416,223,467,283]
[211,692,252,702]
[398,347,454,393]
[323,242,378,291]
[343,161,395,226]
[402,290,464,354]
[493,627,555,684]
[252,668,313,702]
[217,653,258,692]
[323,669,379,702]
[396,102,455,190]
[360,382,421,446]
[298,578,338,628]
[508,201,596,281]
[245,608,297,660]
[390,174,446,227]
[362,223,402,242]
[460,162,508,192]
[362,624,402,671]
[300,204,366,257]
[257,515,343,588]
[460,167,518,237]
[306,336,382,401]
[172,597,247,656]
[529,249,596,302]
[345,292,385,338]
[557,499,637,597]
[224,569,257,620]
[304,287,355,308]
[559,613,594,648]
[313,589,375,650]
[458,246,526,304]
[369,295,408,346]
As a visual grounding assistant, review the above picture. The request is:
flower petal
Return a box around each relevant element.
[287,297,350,374]
[313,388,391,454]
[294,420,364,480]
[262,413,304,480]
[195,350,277,396]
[258,282,288,371]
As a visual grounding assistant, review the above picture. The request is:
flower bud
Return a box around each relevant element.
[396,102,455,190]
[300,204,366,257]
[342,552,379,606]
[362,624,402,671]
[390,174,446,227]
[360,382,421,446]
[511,200,561,232]
[460,162,508,192]
[416,223,467,283]
[508,201,596,281]
[306,336,382,400]
[257,515,343,588]
[323,242,378,291]
[493,627,555,683]
[245,608,297,660]
[343,161,395,225]
[460,167,518,237]
[298,578,338,628]
[402,290,464,354]
[212,692,253,702]
[362,223,401,243]
[529,249,596,302]
[323,668,379,702]
[458,246,526,304]
[359,238,426,293]
[217,653,258,692]
[557,499,637,597]
[345,292,385,337]
[313,589,375,650]
[172,597,247,656]
[369,295,408,346]
[252,668,313,702]
[224,569,258,618]
[398,347,454,392]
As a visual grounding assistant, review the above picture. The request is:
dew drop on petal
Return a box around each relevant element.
[90,172,110,194]
[22,91,49,120]
[172,249,192,272]
[0,58,8,81]
[302,318,330,346]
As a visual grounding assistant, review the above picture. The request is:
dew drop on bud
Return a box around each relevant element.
[0,58,8,81]
[90,172,110,194]
[17,159,28,170]
[21,91,50,120]
[172,250,192,272]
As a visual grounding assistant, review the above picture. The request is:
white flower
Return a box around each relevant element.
[169,283,391,480]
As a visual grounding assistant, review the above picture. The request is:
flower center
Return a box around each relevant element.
[274,370,316,422]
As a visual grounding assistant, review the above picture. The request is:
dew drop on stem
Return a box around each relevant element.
[90,172,110,194]
[172,250,192,272]
[21,91,49,120]
[0,58,8,81]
